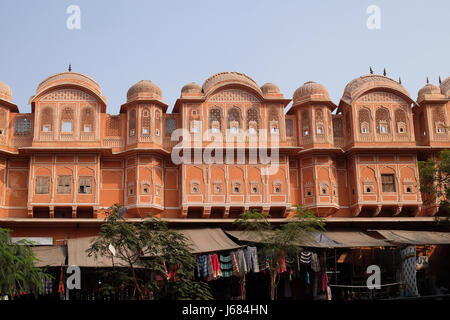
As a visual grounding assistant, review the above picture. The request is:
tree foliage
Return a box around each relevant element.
[233,205,326,300]
[419,149,450,215]
[87,204,212,300]
[0,228,51,299]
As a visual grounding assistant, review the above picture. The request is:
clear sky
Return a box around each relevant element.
[0,0,449,114]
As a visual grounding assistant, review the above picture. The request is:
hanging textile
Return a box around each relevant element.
[277,255,287,273]
[311,253,320,272]
[45,277,53,294]
[57,267,65,299]
[207,254,215,281]
[300,251,312,264]
[312,275,318,297]
[231,251,240,276]
[245,246,260,273]
[197,255,209,278]
[211,253,222,278]
[321,273,329,292]
[401,246,419,297]
[219,254,233,277]
[236,249,248,275]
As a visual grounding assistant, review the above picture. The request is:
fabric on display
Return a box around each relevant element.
[231,252,240,276]
[401,246,419,297]
[300,251,312,264]
[245,246,260,273]
[311,253,320,272]
[219,254,233,277]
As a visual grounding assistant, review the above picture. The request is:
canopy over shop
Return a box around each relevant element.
[27,228,450,300]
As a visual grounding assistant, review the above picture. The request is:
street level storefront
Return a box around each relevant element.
[8,228,450,300]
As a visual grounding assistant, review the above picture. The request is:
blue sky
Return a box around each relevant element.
[0,0,449,114]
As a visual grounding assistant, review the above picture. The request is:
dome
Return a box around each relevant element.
[127,80,162,103]
[0,80,12,102]
[261,83,280,95]
[418,83,441,99]
[293,81,329,105]
[441,76,450,97]
[341,74,410,105]
[181,82,202,97]
[36,72,102,97]
[202,72,261,95]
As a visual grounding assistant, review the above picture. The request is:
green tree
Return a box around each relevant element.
[234,205,326,300]
[0,228,51,299]
[419,149,450,215]
[87,204,212,300]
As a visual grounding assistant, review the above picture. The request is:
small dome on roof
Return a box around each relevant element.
[181,82,202,97]
[293,81,329,105]
[0,80,12,102]
[261,83,280,95]
[127,80,162,103]
[418,83,441,97]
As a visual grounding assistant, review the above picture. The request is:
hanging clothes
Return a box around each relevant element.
[236,249,248,275]
[311,253,320,272]
[401,246,419,297]
[211,253,222,279]
[57,267,65,299]
[321,273,329,292]
[45,277,53,295]
[277,255,287,273]
[300,251,312,265]
[196,255,209,278]
[219,254,233,277]
[231,251,240,276]
[245,246,260,273]
[206,254,215,281]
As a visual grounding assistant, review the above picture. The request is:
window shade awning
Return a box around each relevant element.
[67,236,120,267]
[178,228,242,254]
[225,230,391,248]
[374,230,450,245]
[32,246,67,267]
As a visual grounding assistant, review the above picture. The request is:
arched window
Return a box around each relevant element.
[375,107,390,134]
[141,108,151,135]
[129,109,136,136]
[81,107,95,133]
[394,108,407,134]
[247,107,260,134]
[190,107,201,133]
[209,107,222,133]
[61,107,74,132]
[41,107,53,132]
[302,110,310,136]
[268,106,279,134]
[315,109,324,135]
[432,106,446,134]
[358,108,371,134]
[227,107,242,133]
[155,110,161,136]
